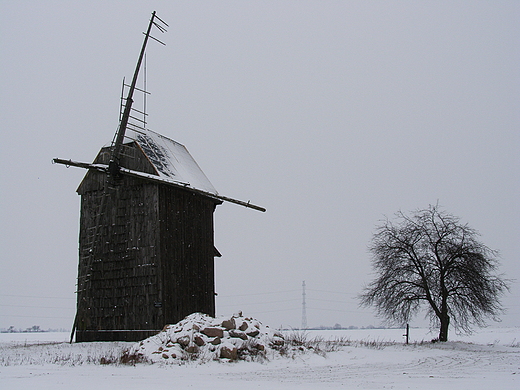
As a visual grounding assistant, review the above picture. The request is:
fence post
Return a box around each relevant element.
[403,324,409,344]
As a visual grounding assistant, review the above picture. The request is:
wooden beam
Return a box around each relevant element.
[52,158,266,212]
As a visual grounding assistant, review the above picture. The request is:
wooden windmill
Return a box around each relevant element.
[53,12,264,342]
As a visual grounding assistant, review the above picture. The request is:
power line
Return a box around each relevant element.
[217,298,300,308]
[243,307,300,315]
[217,289,299,298]
[0,314,72,319]
[0,304,73,310]
[307,298,353,304]
[306,289,357,296]
[0,294,75,300]
[307,307,372,314]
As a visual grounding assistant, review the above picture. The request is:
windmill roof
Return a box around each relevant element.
[125,129,218,195]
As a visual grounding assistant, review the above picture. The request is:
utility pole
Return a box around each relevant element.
[301,281,307,330]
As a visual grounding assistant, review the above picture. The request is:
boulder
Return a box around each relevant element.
[194,336,205,346]
[210,336,222,345]
[202,327,224,338]
[255,343,265,351]
[246,329,260,337]
[270,336,284,346]
[229,329,248,340]
[221,318,236,330]
[177,335,190,347]
[220,346,238,360]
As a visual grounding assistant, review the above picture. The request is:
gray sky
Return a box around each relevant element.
[1,0,519,331]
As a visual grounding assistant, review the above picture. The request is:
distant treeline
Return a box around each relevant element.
[1,325,67,333]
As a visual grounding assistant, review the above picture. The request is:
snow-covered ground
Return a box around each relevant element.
[1,327,518,389]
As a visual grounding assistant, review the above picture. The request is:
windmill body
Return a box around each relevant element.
[74,130,221,342]
[54,12,264,342]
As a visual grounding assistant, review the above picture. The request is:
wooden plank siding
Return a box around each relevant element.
[74,143,220,342]
[159,186,218,325]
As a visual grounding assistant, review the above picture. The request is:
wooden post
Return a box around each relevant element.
[403,324,409,344]
[111,12,157,167]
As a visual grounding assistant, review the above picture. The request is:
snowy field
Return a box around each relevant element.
[1,327,519,389]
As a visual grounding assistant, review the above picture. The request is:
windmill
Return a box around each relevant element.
[53,12,265,342]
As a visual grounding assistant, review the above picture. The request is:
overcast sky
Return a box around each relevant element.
[1,1,518,332]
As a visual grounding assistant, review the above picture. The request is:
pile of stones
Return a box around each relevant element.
[124,312,285,363]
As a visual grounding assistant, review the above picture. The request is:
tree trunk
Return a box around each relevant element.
[438,271,450,342]
[439,314,449,342]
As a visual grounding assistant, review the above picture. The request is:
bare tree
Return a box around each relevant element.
[360,204,509,341]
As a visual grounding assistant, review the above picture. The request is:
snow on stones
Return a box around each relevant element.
[123,312,285,363]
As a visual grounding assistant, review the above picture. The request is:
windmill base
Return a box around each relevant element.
[75,329,160,342]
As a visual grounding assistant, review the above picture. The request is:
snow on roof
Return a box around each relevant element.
[126,128,218,195]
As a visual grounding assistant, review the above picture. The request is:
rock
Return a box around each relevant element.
[271,337,284,346]
[177,335,190,347]
[210,336,222,345]
[221,318,236,330]
[220,346,238,360]
[194,336,205,346]
[162,353,169,359]
[238,322,248,331]
[229,329,248,340]
[246,329,260,337]
[185,345,199,354]
[202,327,224,338]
